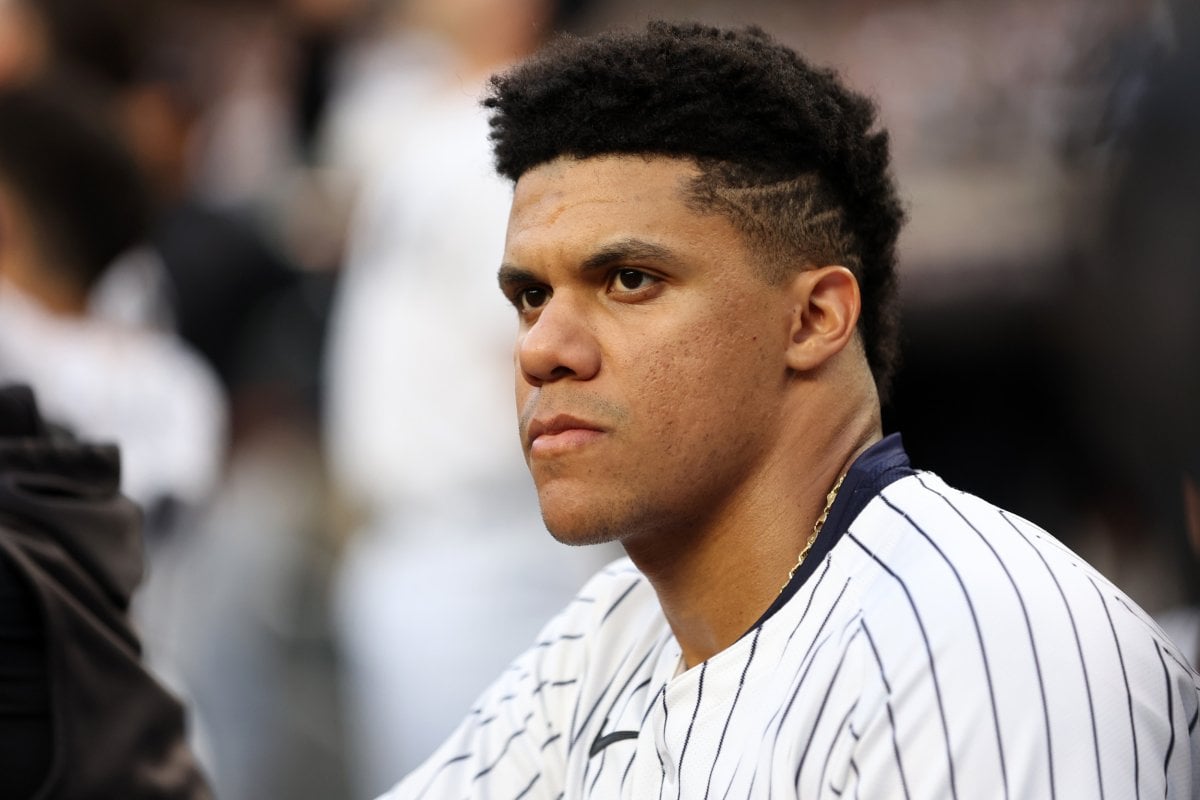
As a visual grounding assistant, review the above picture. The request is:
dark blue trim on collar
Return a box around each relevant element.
[748,433,914,631]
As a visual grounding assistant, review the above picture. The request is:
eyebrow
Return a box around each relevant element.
[579,238,679,274]
[497,237,680,291]
[497,264,537,294]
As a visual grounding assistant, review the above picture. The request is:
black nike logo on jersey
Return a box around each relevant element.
[589,729,639,757]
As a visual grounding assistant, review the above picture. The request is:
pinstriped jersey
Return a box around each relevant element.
[381,436,1200,799]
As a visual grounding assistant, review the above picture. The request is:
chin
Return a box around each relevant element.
[538,492,632,548]
[543,514,627,548]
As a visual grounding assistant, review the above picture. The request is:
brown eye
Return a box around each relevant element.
[618,270,643,289]
[517,286,550,312]
[611,269,657,293]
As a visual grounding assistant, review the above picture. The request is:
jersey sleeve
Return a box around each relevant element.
[377,561,633,799]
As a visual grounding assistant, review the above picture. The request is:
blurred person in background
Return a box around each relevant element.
[0,2,355,797]
[1072,0,1200,667]
[0,70,230,793]
[95,3,355,797]
[0,0,331,431]
[319,0,614,794]
[0,77,226,541]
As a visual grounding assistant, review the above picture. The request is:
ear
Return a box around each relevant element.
[784,265,861,373]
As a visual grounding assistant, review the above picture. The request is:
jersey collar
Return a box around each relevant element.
[749,432,914,631]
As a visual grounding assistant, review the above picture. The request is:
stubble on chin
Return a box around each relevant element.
[537,487,649,548]
[540,502,628,548]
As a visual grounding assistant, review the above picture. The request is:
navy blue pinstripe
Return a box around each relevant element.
[847,531,960,800]
[811,698,859,796]
[860,620,911,800]
[790,620,864,785]
[674,662,706,800]
[918,481,1056,800]
[1157,643,1176,791]
[703,626,759,800]
[888,481,1011,798]
[1002,509,1105,799]
[1088,573,1141,800]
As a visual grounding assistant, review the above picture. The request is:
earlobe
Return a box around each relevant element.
[784,266,861,372]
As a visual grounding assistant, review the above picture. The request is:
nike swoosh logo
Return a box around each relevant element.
[589,729,639,757]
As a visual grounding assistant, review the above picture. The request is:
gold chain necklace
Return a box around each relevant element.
[780,472,846,594]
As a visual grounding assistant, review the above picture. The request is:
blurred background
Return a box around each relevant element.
[0,0,1195,797]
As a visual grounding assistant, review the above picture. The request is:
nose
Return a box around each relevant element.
[517,294,601,386]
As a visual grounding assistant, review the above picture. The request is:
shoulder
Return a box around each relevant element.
[842,470,1191,674]
[844,470,1138,615]
[829,471,1199,797]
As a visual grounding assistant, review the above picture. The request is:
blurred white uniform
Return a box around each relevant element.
[0,280,225,511]
[323,70,614,797]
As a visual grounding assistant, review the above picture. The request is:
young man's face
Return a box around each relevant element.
[500,155,798,548]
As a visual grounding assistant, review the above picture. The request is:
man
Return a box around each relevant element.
[383,22,1200,798]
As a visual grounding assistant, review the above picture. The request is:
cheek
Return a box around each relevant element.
[633,319,772,434]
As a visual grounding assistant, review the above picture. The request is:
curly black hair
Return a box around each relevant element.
[484,21,905,400]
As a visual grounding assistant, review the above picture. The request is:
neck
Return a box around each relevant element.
[626,399,881,669]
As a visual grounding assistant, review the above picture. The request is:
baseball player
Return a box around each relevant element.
[381,21,1200,799]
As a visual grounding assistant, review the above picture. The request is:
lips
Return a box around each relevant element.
[526,414,605,455]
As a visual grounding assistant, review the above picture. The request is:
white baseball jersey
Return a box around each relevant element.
[381,435,1200,798]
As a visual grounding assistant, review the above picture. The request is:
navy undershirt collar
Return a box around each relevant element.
[748,432,914,632]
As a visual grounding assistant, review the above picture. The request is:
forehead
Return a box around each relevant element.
[504,155,742,263]
[511,154,698,207]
